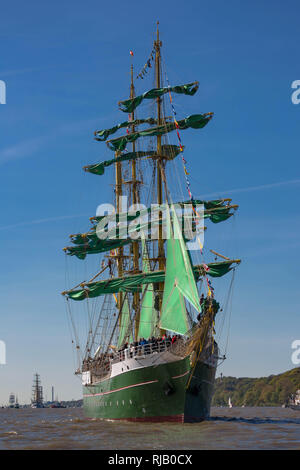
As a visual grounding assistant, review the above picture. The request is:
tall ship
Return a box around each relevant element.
[8,393,15,408]
[31,373,44,408]
[62,24,240,422]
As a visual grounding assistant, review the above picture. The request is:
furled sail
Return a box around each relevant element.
[64,200,237,259]
[63,238,130,260]
[83,145,182,176]
[91,198,233,225]
[159,205,201,335]
[118,82,199,113]
[94,117,156,141]
[106,114,213,151]
[63,258,240,301]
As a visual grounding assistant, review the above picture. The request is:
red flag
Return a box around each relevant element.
[130,50,134,56]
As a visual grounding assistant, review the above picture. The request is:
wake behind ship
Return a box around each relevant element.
[62,24,240,422]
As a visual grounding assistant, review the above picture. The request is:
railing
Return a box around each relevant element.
[83,338,186,378]
[111,340,172,364]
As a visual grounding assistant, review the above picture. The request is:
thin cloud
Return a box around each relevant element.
[0,136,48,165]
[0,114,114,166]
[199,178,300,198]
[0,64,71,78]
[0,214,88,232]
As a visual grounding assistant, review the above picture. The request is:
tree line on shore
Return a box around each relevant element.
[212,367,300,406]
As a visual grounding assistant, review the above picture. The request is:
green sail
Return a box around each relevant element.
[84,145,182,176]
[137,237,157,340]
[64,260,239,301]
[210,212,232,223]
[117,296,132,347]
[66,270,163,301]
[64,238,130,260]
[159,205,201,335]
[118,82,199,113]
[84,152,149,176]
[204,261,236,277]
[107,114,213,151]
[94,117,156,142]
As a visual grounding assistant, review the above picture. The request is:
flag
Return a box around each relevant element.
[130,50,134,56]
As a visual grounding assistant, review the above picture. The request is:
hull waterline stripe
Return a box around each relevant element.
[86,414,207,423]
[89,414,185,423]
[171,370,190,380]
[83,379,159,397]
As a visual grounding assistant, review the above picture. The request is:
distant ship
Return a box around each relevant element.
[8,392,15,408]
[50,402,66,409]
[31,373,44,408]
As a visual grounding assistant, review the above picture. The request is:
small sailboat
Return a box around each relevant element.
[287,390,300,411]
[228,397,233,408]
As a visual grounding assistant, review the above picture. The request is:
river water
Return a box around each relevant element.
[0,407,299,450]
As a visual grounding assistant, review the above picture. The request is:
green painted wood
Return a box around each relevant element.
[82,357,216,422]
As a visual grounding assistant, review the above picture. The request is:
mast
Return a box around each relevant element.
[115,151,123,315]
[130,64,141,340]
[154,22,164,270]
[154,22,165,332]
[32,373,43,407]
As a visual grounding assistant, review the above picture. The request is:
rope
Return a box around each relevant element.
[224,269,236,356]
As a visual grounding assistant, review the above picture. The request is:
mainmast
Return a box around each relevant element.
[130,64,141,339]
[154,22,165,332]
[154,22,164,271]
[115,150,123,316]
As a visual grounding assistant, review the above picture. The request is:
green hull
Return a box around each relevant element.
[83,357,216,422]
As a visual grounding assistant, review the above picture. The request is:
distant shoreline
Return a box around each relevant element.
[212,367,300,407]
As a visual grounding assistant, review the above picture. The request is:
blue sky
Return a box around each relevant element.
[0,0,300,404]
